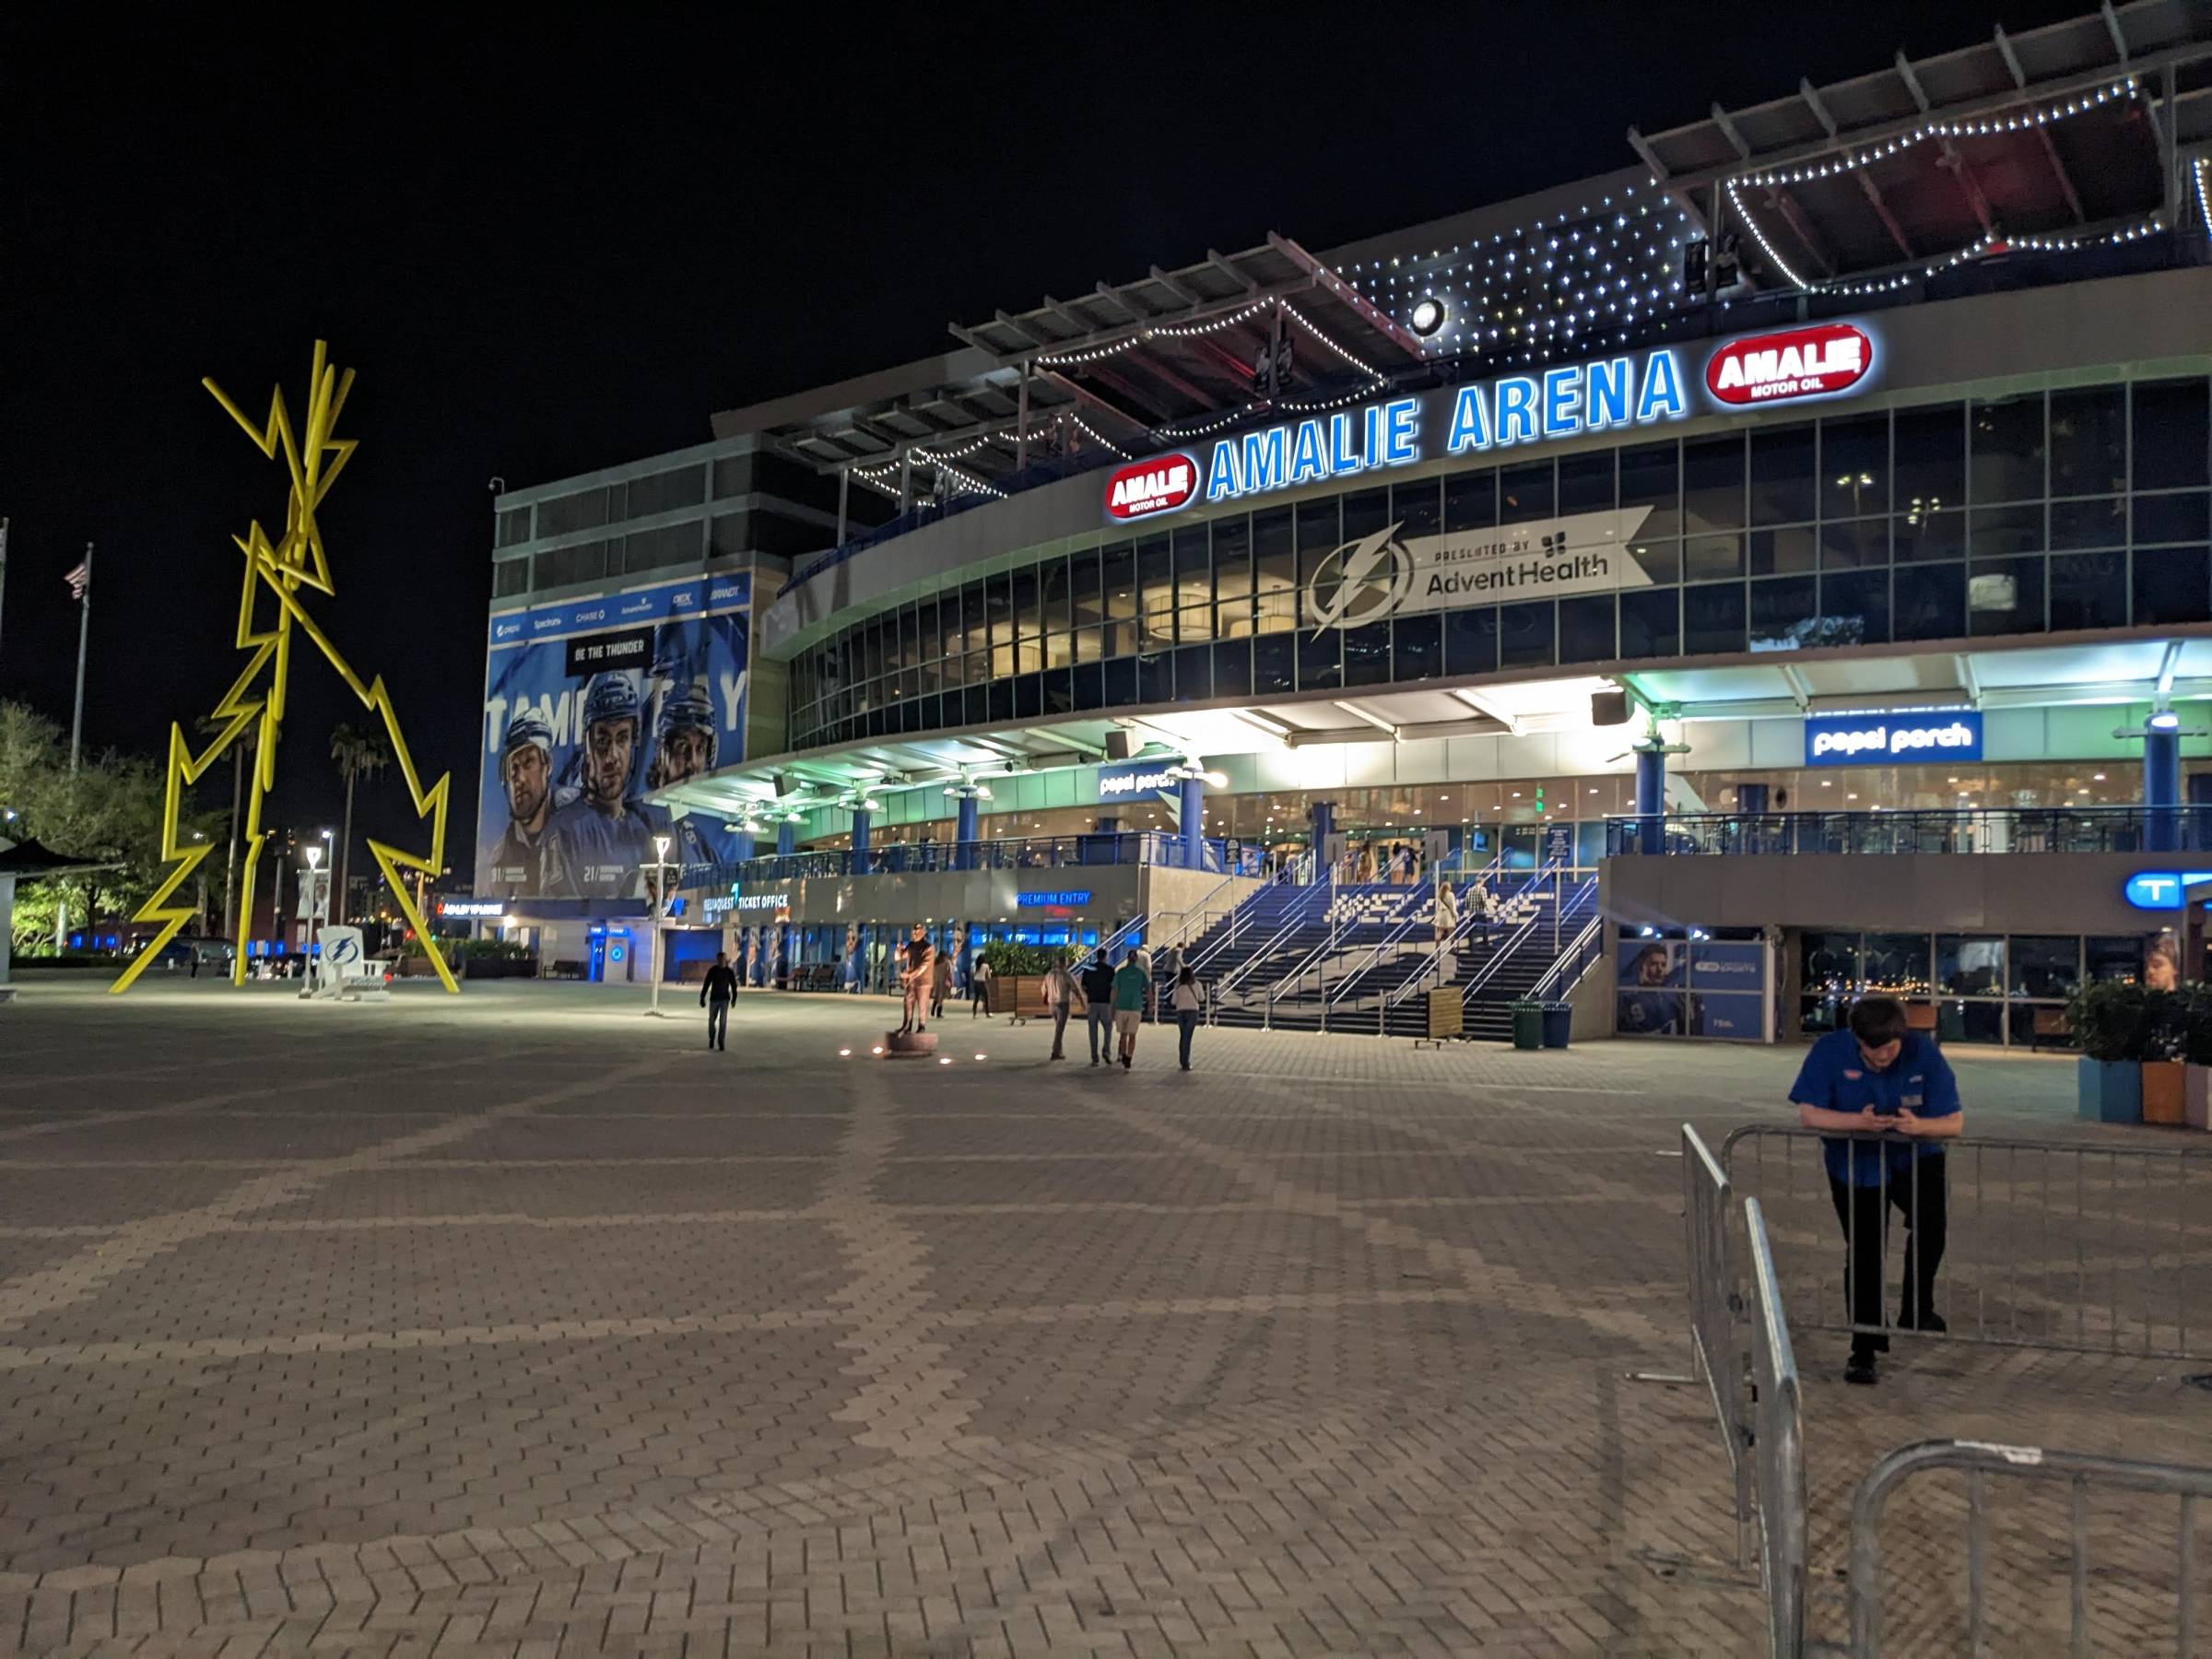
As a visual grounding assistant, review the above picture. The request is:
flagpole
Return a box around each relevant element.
[69,542,91,771]
[55,542,90,954]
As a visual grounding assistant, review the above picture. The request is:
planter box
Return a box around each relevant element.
[2142,1060,2186,1126]
[2077,1058,2142,1124]
[2186,1065,2212,1131]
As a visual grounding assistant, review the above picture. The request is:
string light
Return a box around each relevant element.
[2194,157,2212,238]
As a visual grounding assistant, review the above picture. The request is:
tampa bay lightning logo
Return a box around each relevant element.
[1306,523,1416,635]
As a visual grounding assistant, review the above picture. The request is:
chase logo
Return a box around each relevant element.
[2123,871,2212,911]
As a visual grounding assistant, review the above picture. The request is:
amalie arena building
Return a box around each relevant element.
[468,0,2212,1046]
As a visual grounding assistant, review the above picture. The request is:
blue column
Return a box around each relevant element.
[1635,747,1666,855]
[1180,774,1205,869]
[729,828,755,864]
[956,793,980,871]
[776,819,796,857]
[1735,782,1769,815]
[851,807,871,870]
[2146,724,2182,853]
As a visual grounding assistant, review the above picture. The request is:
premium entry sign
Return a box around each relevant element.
[1803,711,1983,766]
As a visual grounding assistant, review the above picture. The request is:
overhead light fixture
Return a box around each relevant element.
[1408,296,1447,337]
[2149,710,2182,731]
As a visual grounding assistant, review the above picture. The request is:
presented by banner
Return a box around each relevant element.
[477,573,750,901]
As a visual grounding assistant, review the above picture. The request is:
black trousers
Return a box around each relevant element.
[705,1000,730,1050]
[1827,1154,1947,1355]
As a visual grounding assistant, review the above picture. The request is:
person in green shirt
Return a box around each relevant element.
[1111,950,1150,1070]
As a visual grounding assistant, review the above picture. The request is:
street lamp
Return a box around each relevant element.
[303,844,323,991]
[646,833,674,1018]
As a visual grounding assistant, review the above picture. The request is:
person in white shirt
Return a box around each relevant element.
[1170,966,1207,1072]
[1041,955,1077,1060]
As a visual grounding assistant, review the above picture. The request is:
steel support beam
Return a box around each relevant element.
[1994,26,2087,222]
[1801,77,1919,256]
[1897,52,1995,236]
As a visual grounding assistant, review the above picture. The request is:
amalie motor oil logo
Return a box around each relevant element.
[1102,453,1200,522]
[1705,324,1874,406]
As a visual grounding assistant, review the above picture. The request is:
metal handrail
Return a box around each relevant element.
[1456,860,1571,1006]
[1211,893,1332,998]
[1745,1197,1806,1659]
[1377,855,1518,1010]
[1095,912,1147,962]
[1528,909,1604,1002]
[1323,890,1454,1008]
[1148,869,1248,954]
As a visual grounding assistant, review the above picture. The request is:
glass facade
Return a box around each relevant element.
[786,376,2211,751]
[1797,928,2156,1048]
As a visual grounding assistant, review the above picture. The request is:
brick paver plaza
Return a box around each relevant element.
[0,979,2201,1655]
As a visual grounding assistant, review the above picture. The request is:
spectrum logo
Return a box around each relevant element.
[1705,324,1874,406]
[1103,453,1199,522]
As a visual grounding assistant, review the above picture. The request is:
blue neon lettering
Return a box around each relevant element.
[1495,378,1537,445]
[1447,386,1491,453]
[1382,397,1420,465]
[1205,441,1243,501]
[1327,412,1362,476]
[1288,418,1327,484]
[1585,359,1630,429]
[1542,368,1581,440]
[1363,403,1384,471]
[1240,429,1286,493]
[1636,350,1687,422]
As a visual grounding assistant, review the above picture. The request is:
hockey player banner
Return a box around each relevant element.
[477,573,749,900]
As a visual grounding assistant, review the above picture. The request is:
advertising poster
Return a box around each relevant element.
[1617,940,1685,1036]
[1688,941,1768,1040]
[477,573,749,900]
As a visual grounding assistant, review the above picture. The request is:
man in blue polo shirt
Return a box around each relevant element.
[1788,995,1964,1386]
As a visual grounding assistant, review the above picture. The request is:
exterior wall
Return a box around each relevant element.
[763,267,2212,656]
[695,866,1145,931]
[1143,867,1265,945]
[1602,851,2181,935]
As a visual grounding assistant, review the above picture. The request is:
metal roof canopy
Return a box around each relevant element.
[652,639,2212,821]
[1629,0,2212,287]
[948,234,1428,436]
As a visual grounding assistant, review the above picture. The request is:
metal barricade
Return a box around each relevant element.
[1680,1125,1753,1564]
[1745,1197,1807,1659]
[1722,1124,2212,1360]
[1843,1439,2210,1657]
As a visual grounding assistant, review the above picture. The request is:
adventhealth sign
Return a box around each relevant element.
[1803,711,1983,767]
[1103,324,1879,522]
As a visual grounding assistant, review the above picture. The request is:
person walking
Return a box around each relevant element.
[1041,953,1077,1060]
[1789,994,1963,1386]
[1170,964,1206,1071]
[700,950,738,1052]
[1111,948,1149,1069]
[1080,949,1115,1065]
[929,947,952,1020]
[969,954,994,1019]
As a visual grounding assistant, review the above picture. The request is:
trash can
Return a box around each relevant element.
[1511,1001,1544,1050]
[1540,1000,1572,1049]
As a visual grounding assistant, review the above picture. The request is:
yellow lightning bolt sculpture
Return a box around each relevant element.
[112,342,459,996]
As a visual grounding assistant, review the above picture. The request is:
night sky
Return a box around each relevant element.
[2,2,2089,865]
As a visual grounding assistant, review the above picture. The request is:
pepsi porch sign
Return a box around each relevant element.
[1803,711,1983,767]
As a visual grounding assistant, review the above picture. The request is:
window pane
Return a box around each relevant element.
[1343,487,1390,540]
[2050,497,2125,550]
[1683,582,1747,654]
[1749,421,1816,526]
[2008,935,2080,1000]
[2050,386,2127,496]
[1969,504,2042,558]
[1686,535,1744,581]
[1500,461,1554,525]
[1619,587,1678,657]
[1012,570,1040,644]
[1557,594,1616,664]
[1894,508,1964,564]
[1862,933,1932,997]
[1822,415,1889,520]
[1394,613,1442,680]
[1892,403,1963,512]
[1444,606,1498,676]
[1041,557,1071,633]
[1212,638,1252,698]
[2049,551,2126,631]
[1682,434,1746,534]
[1751,526,1817,575]
[1820,570,1889,645]
[1172,643,1212,701]
[1212,516,1253,638]
[2134,378,2210,489]
[1558,452,1615,515]
[1822,519,1888,568]
[1297,625,1341,689]
[1253,631,1295,694]
[2133,545,2210,627]
[2136,492,2211,546]
[1394,477,1441,535]
[1893,562,1966,641]
[1971,393,2044,503]
[1619,441,1679,538]
[1445,468,1497,531]
[1342,621,1391,686]
[1968,556,2044,636]
[1253,508,1296,632]
[1138,535,1173,650]
[1748,577,1817,651]
[1500,599,1554,667]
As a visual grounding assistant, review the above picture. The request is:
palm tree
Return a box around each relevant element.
[329,723,391,924]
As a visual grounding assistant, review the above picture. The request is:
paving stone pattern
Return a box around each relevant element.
[0,979,2201,1656]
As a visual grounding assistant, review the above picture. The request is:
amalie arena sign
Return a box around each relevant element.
[1100,323,1877,524]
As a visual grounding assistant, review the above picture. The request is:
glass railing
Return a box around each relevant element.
[1605,806,2212,857]
[681,830,1240,892]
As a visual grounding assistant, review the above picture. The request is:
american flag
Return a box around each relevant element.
[64,559,89,601]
